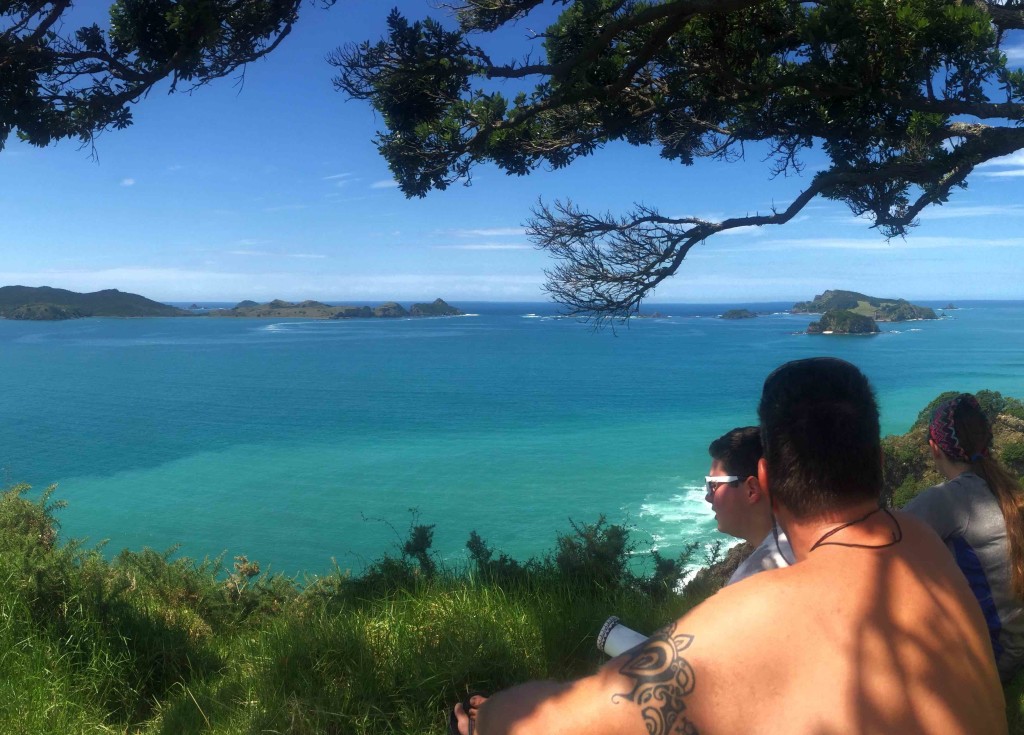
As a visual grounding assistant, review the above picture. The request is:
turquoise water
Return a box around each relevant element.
[1,301,1022,577]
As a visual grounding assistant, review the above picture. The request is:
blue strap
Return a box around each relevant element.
[951,536,1003,661]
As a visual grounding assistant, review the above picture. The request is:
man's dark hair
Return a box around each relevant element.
[758,357,882,517]
[708,427,762,480]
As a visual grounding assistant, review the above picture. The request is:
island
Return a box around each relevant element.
[720,309,757,320]
[792,289,938,322]
[806,309,880,335]
[207,298,463,319]
[0,286,190,320]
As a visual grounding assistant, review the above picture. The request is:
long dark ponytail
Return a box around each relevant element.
[935,394,1024,599]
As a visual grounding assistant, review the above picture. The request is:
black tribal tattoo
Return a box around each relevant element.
[613,622,699,735]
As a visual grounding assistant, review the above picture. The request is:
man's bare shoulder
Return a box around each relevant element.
[684,563,796,631]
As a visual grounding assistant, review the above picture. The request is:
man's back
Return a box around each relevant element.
[593,512,1006,735]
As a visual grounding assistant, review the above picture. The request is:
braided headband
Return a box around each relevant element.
[929,394,987,463]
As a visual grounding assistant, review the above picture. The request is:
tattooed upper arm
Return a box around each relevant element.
[612,621,699,735]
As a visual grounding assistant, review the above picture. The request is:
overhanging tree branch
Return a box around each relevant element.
[2,0,319,151]
[339,0,1024,318]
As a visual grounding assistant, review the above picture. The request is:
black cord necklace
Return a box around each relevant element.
[809,506,903,552]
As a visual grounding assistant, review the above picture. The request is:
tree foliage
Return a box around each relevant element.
[335,0,1024,318]
[1,0,315,152]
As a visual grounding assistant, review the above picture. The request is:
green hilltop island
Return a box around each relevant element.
[0,285,189,320]
[207,298,462,319]
[793,289,939,335]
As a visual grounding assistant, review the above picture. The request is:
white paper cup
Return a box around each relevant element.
[597,616,649,657]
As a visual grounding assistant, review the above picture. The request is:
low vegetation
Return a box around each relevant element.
[0,488,713,734]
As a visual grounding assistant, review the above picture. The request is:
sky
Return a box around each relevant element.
[2,1,1024,305]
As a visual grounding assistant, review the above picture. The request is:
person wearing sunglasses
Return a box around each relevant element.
[705,426,792,584]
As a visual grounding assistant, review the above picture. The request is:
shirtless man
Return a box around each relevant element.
[455,357,1006,735]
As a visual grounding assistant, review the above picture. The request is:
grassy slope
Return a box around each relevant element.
[849,299,880,317]
[0,488,707,734]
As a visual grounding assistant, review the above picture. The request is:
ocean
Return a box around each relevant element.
[1,300,1022,578]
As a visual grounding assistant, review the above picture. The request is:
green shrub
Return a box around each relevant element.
[913,390,1024,429]
[1001,442,1024,478]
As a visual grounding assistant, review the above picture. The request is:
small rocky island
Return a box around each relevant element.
[806,310,879,335]
[720,309,757,320]
[0,286,189,320]
[208,298,463,319]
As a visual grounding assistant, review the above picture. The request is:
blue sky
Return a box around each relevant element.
[2,0,1024,304]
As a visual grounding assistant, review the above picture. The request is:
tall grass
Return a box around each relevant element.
[2,484,1019,734]
[0,486,707,734]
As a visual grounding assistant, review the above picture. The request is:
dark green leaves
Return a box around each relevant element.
[1,0,305,151]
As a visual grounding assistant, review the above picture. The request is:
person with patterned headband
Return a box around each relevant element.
[905,393,1024,682]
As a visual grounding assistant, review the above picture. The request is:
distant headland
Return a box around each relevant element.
[794,289,939,335]
[0,286,190,320]
[0,287,464,321]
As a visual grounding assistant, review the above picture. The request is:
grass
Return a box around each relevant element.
[1,483,1020,734]
[0,487,705,734]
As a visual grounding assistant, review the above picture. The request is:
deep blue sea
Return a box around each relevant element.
[1,300,1022,578]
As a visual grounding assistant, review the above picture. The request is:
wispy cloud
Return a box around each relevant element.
[717,225,769,237]
[370,179,400,189]
[263,204,309,212]
[829,203,1024,225]
[120,178,136,187]
[976,151,1024,178]
[324,173,358,187]
[435,243,532,250]
[1002,45,1024,63]
[739,235,1024,252]
[978,169,1024,179]
[450,227,526,237]
[918,203,1024,219]
[978,151,1024,168]
[228,250,327,259]
[0,268,546,301]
